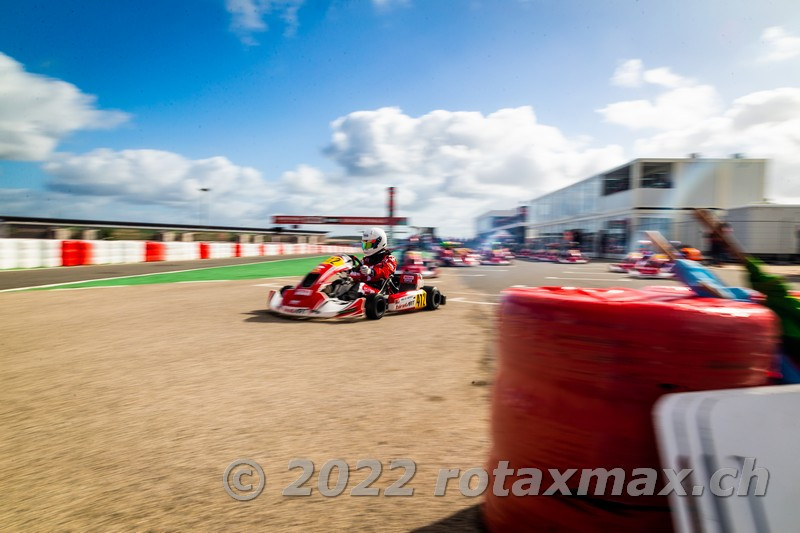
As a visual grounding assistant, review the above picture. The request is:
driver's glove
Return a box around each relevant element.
[360,265,373,277]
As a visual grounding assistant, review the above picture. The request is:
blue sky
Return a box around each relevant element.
[1,0,799,236]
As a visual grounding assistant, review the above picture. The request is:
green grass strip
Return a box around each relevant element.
[29,255,332,290]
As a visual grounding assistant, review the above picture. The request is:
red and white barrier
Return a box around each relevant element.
[0,238,359,269]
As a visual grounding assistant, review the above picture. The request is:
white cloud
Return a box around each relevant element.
[598,85,722,130]
[0,52,129,161]
[603,59,720,130]
[372,0,411,9]
[759,26,800,63]
[225,0,304,44]
[602,61,800,201]
[612,59,691,90]
[611,59,643,88]
[42,148,275,224]
[642,67,688,89]
[32,106,625,235]
[623,87,800,202]
[304,106,625,233]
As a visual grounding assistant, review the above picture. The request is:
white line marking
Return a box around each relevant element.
[52,285,130,291]
[440,291,500,297]
[447,297,500,306]
[0,257,319,292]
[176,279,230,284]
[562,271,625,275]
[545,276,634,282]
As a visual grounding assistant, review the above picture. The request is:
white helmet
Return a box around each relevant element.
[361,227,388,257]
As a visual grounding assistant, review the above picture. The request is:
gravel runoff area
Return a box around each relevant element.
[0,270,494,532]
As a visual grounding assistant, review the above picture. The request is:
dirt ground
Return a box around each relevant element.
[0,273,495,531]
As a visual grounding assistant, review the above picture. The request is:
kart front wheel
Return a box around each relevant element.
[280,285,293,296]
[423,286,443,310]
[365,294,387,320]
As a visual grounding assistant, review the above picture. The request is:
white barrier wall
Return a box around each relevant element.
[41,240,62,267]
[0,239,63,269]
[108,241,126,264]
[123,241,147,264]
[209,242,233,259]
[241,243,260,257]
[0,239,359,270]
[164,241,201,262]
[0,239,14,269]
[90,240,111,265]
[18,240,44,269]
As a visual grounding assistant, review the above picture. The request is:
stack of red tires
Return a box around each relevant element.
[144,241,165,262]
[484,286,778,532]
[60,240,92,266]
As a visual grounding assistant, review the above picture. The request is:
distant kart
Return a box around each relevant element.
[628,254,676,279]
[267,254,446,320]
[515,249,536,261]
[480,250,512,266]
[537,244,560,262]
[557,244,589,264]
[399,261,439,278]
[608,252,644,273]
[399,251,439,278]
[443,249,480,267]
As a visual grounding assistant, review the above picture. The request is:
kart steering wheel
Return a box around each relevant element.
[348,254,363,269]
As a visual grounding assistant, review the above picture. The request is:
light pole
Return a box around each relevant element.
[198,187,211,227]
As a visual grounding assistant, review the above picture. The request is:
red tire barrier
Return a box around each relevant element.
[61,240,80,266]
[484,286,778,532]
[234,243,242,257]
[144,242,165,262]
[61,240,93,266]
[259,244,265,256]
[78,241,92,265]
[199,242,210,259]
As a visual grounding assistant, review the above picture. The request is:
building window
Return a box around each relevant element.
[602,166,631,196]
[641,162,673,189]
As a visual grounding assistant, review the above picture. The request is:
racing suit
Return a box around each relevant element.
[350,250,397,294]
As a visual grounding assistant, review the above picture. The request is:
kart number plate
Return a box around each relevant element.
[415,291,427,309]
[322,256,345,266]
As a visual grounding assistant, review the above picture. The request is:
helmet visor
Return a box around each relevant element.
[362,239,380,251]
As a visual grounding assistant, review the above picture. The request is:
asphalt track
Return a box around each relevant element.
[455,259,764,296]
[2,258,797,531]
[1,264,495,531]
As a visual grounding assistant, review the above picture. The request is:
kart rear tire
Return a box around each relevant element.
[365,294,387,320]
[423,286,442,310]
[280,285,293,296]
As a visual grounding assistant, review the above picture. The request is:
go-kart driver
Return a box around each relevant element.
[350,227,397,294]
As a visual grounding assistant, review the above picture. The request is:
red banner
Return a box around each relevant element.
[272,216,408,225]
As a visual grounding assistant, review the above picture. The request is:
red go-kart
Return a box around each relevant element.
[267,254,446,320]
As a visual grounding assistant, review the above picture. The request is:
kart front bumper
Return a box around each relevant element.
[267,290,365,318]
